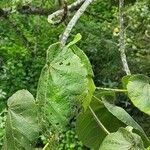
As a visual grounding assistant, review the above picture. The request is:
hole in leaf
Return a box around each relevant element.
[66,62,70,66]
[59,62,63,65]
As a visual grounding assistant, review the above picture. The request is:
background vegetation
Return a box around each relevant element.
[0,0,150,149]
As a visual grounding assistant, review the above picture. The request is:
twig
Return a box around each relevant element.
[60,0,94,46]
[96,87,127,92]
[42,143,49,150]
[119,0,131,75]
[17,5,55,16]
[93,95,102,102]
[48,0,85,24]
[0,6,53,17]
[0,1,83,18]
[89,106,110,135]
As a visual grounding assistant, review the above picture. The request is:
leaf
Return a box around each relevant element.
[67,33,82,48]
[102,98,149,143]
[82,78,95,110]
[147,146,150,150]
[99,127,145,150]
[127,74,150,115]
[76,97,124,150]
[122,75,131,89]
[69,44,95,109]
[36,42,95,131]
[3,90,39,150]
[95,90,116,103]
[70,44,94,77]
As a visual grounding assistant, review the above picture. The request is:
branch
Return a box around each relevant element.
[43,143,49,150]
[60,0,94,46]
[119,0,131,75]
[96,87,127,92]
[48,0,85,24]
[0,1,83,17]
[17,5,55,16]
[49,0,69,25]
[0,6,53,18]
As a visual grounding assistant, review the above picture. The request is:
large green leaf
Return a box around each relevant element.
[99,127,145,150]
[3,90,39,150]
[76,97,124,150]
[102,98,149,143]
[36,42,95,131]
[127,74,150,115]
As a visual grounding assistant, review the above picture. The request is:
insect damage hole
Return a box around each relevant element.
[59,62,63,65]
[66,62,70,66]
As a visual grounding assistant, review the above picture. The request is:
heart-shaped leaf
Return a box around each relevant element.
[127,74,150,115]
[36,41,95,131]
[76,97,124,150]
[99,127,145,150]
[3,90,39,150]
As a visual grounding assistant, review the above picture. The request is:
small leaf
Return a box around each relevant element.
[99,127,145,150]
[127,74,150,115]
[122,75,131,89]
[102,98,149,143]
[67,33,82,47]
[76,97,124,150]
[3,90,39,150]
[47,18,55,24]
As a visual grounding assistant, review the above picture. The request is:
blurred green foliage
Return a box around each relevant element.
[58,129,83,150]
[0,109,6,147]
[0,0,149,149]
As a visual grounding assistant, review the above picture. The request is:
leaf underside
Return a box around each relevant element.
[3,90,39,150]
